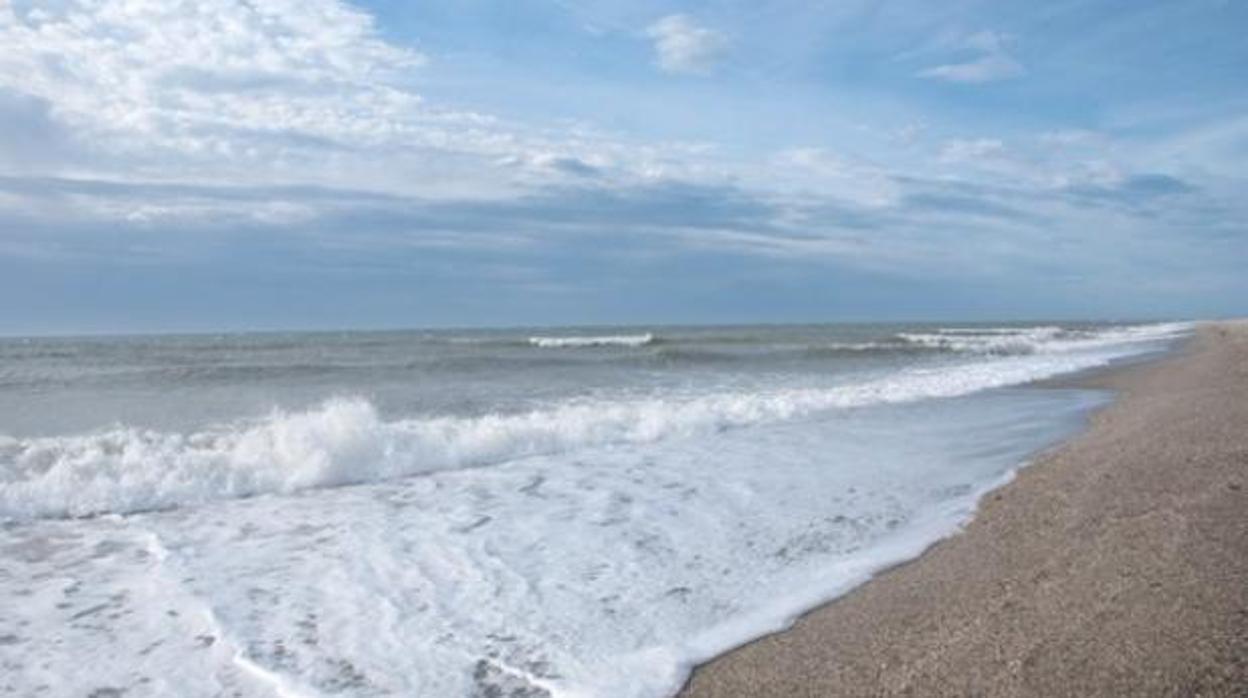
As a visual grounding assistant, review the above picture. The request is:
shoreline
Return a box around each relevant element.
[680,321,1247,696]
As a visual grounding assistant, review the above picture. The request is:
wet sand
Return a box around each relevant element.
[681,321,1248,697]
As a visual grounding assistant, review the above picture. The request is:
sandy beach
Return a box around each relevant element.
[682,321,1248,697]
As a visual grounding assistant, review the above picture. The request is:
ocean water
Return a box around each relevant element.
[0,321,1189,697]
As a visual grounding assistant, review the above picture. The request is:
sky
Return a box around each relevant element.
[0,0,1245,334]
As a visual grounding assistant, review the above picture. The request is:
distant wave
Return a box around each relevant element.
[894,323,1190,357]
[802,341,918,356]
[529,333,655,348]
[0,322,1189,521]
[896,326,1066,355]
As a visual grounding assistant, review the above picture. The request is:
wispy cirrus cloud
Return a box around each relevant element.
[917,30,1024,84]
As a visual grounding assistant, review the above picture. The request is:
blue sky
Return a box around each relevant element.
[0,0,1245,333]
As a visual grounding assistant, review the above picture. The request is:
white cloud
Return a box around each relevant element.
[0,0,736,214]
[1038,129,1103,147]
[0,1,1234,295]
[771,148,901,208]
[919,53,1023,84]
[645,14,727,75]
[0,0,428,148]
[939,138,1007,163]
[934,137,1047,182]
[918,30,1023,84]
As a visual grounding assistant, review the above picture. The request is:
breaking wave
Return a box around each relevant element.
[895,323,1189,356]
[529,333,656,348]
[0,322,1189,521]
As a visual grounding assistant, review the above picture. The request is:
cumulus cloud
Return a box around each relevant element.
[645,14,727,75]
[918,30,1023,84]
[0,0,425,152]
[0,0,672,202]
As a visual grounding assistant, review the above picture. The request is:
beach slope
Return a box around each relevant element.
[682,322,1248,696]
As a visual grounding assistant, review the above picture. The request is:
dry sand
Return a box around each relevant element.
[681,322,1248,697]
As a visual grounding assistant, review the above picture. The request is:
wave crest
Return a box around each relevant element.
[895,323,1189,356]
[529,333,655,348]
[0,323,1190,520]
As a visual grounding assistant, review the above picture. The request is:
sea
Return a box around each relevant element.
[0,321,1190,697]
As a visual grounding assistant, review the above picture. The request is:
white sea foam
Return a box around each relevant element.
[935,326,1065,335]
[0,322,1188,697]
[0,386,1109,697]
[898,327,1066,355]
[814,341,901,352]
[0,322,1188,520]
[898,322,1189,356]
[529,333,655,348]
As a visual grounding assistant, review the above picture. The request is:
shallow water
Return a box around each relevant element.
[0,321,1188,696]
